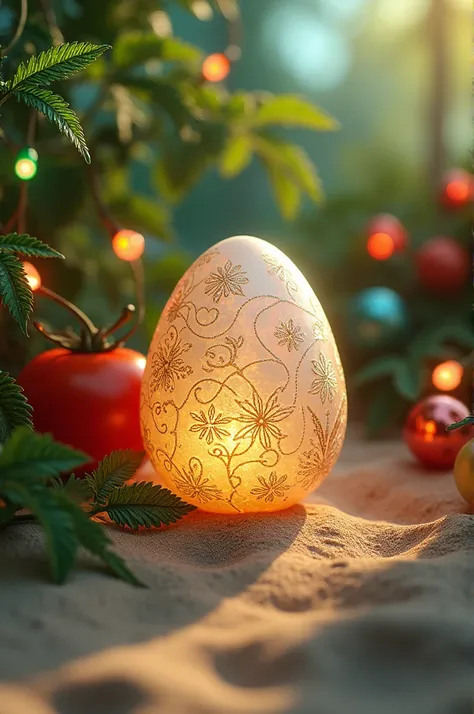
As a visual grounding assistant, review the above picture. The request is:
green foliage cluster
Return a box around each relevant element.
[293,165,472,436]
[0,0,337,356]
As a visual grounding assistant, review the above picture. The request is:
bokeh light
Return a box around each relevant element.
[367,232,394,260]
[373,0,429,32]
[446,177,470,203]
[23,262,41,291]
[112,229,145,261]
[432,360,463,392]
[263,4,351,90]
[202,53,230,83]
[15,147,38,181]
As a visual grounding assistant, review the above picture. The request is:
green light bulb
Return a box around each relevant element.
[15,147,38,181]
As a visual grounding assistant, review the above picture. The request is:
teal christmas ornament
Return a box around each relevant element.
[348,287,408,348]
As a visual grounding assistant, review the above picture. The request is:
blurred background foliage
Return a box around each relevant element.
[0,0,471,435]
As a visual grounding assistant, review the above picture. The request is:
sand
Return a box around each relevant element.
[0,429,473,714]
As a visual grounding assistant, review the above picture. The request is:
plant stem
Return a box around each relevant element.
[1,0,28,57]
[37,286,98,336]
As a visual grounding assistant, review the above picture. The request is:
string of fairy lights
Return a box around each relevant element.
[9,5,243,315]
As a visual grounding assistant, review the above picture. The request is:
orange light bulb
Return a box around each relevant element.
[446,179,470,203]
[202,53,230,83]
[367,232,395,260]
[112,229,145,262]
[23,262,41,291]
[432,360,463,392]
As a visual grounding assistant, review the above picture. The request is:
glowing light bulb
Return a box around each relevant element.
[112,229,145,261]
[202,53,230,82]
[23,262,41,291]
[367,232,395,260]
[446,179,470,202]
[15,148,38,181]
[432,360,463,391]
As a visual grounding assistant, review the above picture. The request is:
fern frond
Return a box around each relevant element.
[104,481,196,529]
[0,372,32,444]
[85,449,144,505]
[12,87,90,162]
[9,42,110,91]
[0,251,33,334]
[0,233,64,259]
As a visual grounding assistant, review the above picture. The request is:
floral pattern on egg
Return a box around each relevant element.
[140,235,347,514]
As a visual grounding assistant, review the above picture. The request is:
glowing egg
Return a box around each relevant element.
[140,235,347,513]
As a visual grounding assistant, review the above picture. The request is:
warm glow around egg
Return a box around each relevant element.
[140,235,347,513]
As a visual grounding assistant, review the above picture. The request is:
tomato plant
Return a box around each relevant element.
[17,292,146,473]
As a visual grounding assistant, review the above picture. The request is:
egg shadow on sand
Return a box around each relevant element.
[0,505,306,680]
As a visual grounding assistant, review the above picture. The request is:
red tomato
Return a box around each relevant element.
[18,347,146,473]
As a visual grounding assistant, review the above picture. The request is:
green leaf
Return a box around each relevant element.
[7,484,78,584]
[365,384,406,439]
[219,134,253,178]
[53,474,92,504]
[9,42,111,91]
[447,416,474,431]
[85,449,144,505]
[0,233,64,259]
[251,95,339,131]
[103,481,196,529]
[0,251,33,335]
[263,161,301,220]
[63,501,144,586]
[353,356,401,387]
[394,360,426,401]
[0,372,33,444]
[0,503,17,527]
[253,136,323,213]
[118,76,191,128]
[409,324,474,359]
[12,87,90,162]
[0,427,88,481]
[113,33,202,69]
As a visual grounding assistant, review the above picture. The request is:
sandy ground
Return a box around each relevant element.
[0,429,473,714]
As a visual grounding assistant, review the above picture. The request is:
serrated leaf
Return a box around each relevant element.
[251,95,338,131]
[0,251,33,335]
[0,427,88,481]
[55,474,92,504]
[0,233,64,259]
[0,372,33,444]
[104,481,196,529]
[393,360,426,401]
[85,449,144,505]
[113,33,202,69]
[3,483,77,584]
[9,42,110,91]
[353,356,401,387]
[12,87,90,162]
[63,500,144,586]
[219,134,253,178]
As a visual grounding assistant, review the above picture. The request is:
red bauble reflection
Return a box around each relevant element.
[403,395,471,470]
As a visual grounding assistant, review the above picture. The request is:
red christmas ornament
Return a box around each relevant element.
[403,395,471,470]
[366,213,407,260]
[415,236,470,294]
[440,168,472,210]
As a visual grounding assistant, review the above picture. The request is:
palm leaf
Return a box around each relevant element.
[104,481,196,529]
[85,449,144,505]
[0,427,88,481]
[0,372,33,444]
[307,406,327,454]
[0,251,33,335]
[0,233,64,259]
[9,42,110,91]
[12,87,90,162]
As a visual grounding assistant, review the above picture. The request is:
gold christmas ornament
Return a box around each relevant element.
[453,438,474,505]
[140,235,347,513]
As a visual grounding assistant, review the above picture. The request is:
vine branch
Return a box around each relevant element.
[1,0,28,57]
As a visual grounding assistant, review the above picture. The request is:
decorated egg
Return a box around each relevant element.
[140,235,347,513]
